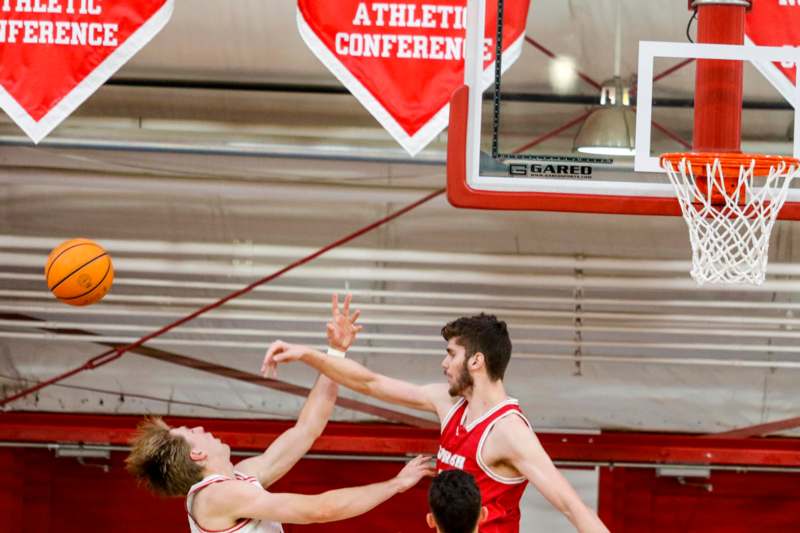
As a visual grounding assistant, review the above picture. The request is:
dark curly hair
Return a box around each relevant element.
[441,313,512,381]
[428,470,482,533]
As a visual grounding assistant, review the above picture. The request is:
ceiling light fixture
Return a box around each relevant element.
[574,0,636,157]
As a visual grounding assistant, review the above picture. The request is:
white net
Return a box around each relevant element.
[662,156,800,285]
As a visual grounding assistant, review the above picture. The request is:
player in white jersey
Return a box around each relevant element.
[126,295,435,531]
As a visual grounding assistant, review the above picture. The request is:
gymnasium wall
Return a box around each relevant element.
[3,444,799,532]
[598,466,800,533]
[0,448,431,533]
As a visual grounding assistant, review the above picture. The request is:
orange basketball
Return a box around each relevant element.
[45,238,114,306]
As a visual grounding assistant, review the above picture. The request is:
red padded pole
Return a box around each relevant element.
[692,1,748,153]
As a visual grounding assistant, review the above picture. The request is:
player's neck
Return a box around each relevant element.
[463,378,507,416]
[202,458,235,478]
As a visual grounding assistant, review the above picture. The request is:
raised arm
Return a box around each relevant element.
[264,341,452,417]
[264,294,455,418]
[235,296,356,486]
[488,417,610,533]
[235,374,337,487]
[208,455,435,525]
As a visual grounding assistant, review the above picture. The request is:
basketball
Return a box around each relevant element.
[44,238,114,306]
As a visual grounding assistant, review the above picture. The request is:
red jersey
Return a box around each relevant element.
[436,398,530,533]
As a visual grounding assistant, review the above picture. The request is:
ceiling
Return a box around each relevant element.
[1,0,799,438]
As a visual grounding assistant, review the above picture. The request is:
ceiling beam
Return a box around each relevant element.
[0,412,436,455]
[2,413,800,466]
[95,78,793,111]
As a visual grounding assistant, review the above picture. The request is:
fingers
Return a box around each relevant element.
[272,350,290,363]
[331,293,360,327]
[263,362,278,379]
[414,455,436,477]
[405,455,436,480]
[265,340,286,359]
[260,351,278,378]
[262,340,291,376]
[408,455,431,467]
[262,342,279,374]
[342,293,352,316]
[419,465,437,478]
[331,293,340,318]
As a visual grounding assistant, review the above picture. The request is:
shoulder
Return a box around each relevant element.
[195,479,263,519]
[421,383,458,417]
[493,410,532,432]
[484,410,536,458]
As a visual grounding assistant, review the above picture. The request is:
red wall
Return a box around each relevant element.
[6,445,800,532]
[599,466,800,532]
[0,448,431,533]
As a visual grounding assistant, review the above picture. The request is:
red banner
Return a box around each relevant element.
[746,1,800,103]
[298,0,530,156]
[0,0,173,143]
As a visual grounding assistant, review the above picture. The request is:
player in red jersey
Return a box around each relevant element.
[263,296,609,533]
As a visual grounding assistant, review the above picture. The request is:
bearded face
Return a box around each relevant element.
[448,354,474,397]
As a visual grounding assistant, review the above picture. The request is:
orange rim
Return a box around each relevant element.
[660,152,800,177]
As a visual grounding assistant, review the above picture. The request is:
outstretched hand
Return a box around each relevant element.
[261,340,309,379]
[394,455,436,492]
[327,293,363,352]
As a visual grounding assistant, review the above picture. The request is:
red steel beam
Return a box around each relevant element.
[2,413,800,467]
[127,343,438,430]
[511,110,593,153]
[653,58,695,84]
[652,120,693,150]
[0,188,443,407]
[0,313,438,429]
[508,111,690,155]
[707,416,800,440]
[0,413,438,455]
[630,58,696,98]
[517,38,693,154]
[527,36,693,94]
[567,431,800,467]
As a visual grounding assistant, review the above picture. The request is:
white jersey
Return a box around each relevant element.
[186,471,284,533]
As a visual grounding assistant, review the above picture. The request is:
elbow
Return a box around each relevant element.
[319,377,339,398]
[361,374,380,397]
[307,500,337,523]
[551,494,578,520]
[308,421,327,441]
[562,500,599,529]
[565,500,585,518]
[294,420,326,443]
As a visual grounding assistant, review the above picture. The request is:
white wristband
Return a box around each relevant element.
[326,347,346,358]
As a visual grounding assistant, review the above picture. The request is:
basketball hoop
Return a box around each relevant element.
[661,152,800,285]
[657,1,800,285]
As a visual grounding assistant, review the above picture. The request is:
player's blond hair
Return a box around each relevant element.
[125,417,203,497]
